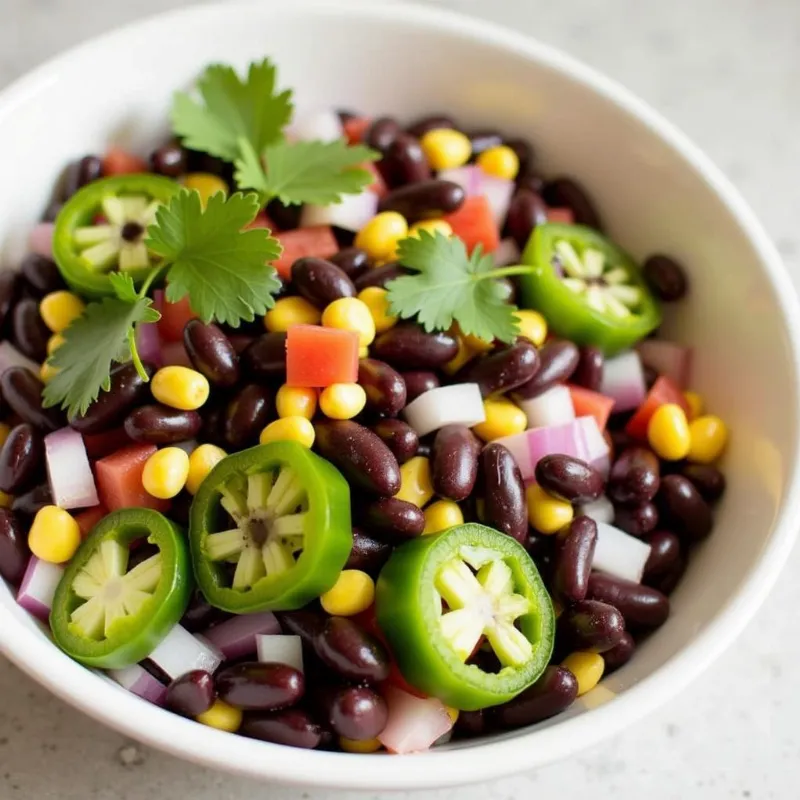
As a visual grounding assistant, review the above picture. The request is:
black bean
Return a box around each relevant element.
[371,418,419,465]
[526,530,555,564]
[681,463,726,503]
[353,263,409,291]
[19,255,63,298]
[150,143,188,178]
[265,198,301,231]
[479,443,527,543]
[535,455,604,504]
[216,662,304,711]
[504,189,548,249]
[572,346,604,392]
[276,609,327,646]
[0,271,20,330]
[181,587,227,632]
[458,340,539,398]
[378,180,465,222]
[587,572,670,631]
[70,362,155,433]
[642,364,659,390]
[365,117,402,154]
[1,368,64,432]
[41,201,63,223]
[642,530,683,587]
[372,325,458,369]
[0,424,43,493]
[416,439,432,459]
[542,178,602,229]
[358,359,407,417]
[315,616,390,683]
[401,371,440,402]
[329,247,370,281]
[552,515,598,605]
[165,670,215,717]
[516,171,546,195]
[559,599,626,653]
[291,258,356,309]
[607,447,660,506]
[319,685,388,740]
[241,332,287,381]
[315,420,401,496]
[513,340,580,399]
[0,508,29,584]
[491,666,578,730]
[362,497,424,541]
[345,527,392,574]
[643,255,688,302]
[183,320,240,387]
[62,155,103,198]
[658,474,713,541]
[406,115,457,138]
[380,133,431,187]
[12,298,49,361]
[468,129,503,157]
[602,631,635,673]
[613,502,658,537]
[453,709,487,739]
[505,138,535,175]
[223,384,272,449]
[431,424,481,502]
[123,404,202,444]
[241,709,323,749]
[607,429,636,456]
[11,482,52,520]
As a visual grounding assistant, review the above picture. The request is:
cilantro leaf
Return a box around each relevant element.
[146,189,282,327]
[108,272,139,303]
[42,295,159,417]
[387,231,521,344]
[171,59,293,162]
[235,138,380,206]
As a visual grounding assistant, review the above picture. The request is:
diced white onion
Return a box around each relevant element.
[108,664,166,705]
[577,495,615,525]
[16,557,63,621]
[44,427,99,509]
[599,351,647,412]
[437,166,484,195]
[517,385,576,429]
[481,174,515,228]
[147,625,222,679]
[403,383,485,437]
[378,686,453,754]
[288,110,344,143]
[593,522,652,583]
[29,223,55,259]
[300,190,378,232]
[256,634,304,672]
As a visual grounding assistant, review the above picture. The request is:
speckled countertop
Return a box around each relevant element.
[1,0,799,798]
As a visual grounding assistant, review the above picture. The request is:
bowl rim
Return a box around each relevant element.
[1,0,799,790]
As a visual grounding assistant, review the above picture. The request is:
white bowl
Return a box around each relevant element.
[1,0,799,790]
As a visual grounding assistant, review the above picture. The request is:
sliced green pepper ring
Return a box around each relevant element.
[375,523,555,711]
[50,508,192,669]
[518,223,661,355]
[189,441,353,613]
[53,174,180,298]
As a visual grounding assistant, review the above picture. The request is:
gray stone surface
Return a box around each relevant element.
[1,0,798,797]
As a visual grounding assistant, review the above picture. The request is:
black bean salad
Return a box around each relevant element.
[0,58,727,754]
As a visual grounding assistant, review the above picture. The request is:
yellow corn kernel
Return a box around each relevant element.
[354,212,408,262]
[264,296,321,333]
[445,706,460,724]
[319,382,367,420]
[423,500,464,534]
[396,456,434,508]
[514,310,548,347]
[687,415,728,464]
[647,403,691,461]
[276,384,317,420]
[442,335,478,376]
[196,699,242,732]
[259,416,315,448]
[39,361,59,384]
[683,390,704,421]
[320,569,376,616]
[28,505,81,564]
[552,600,564,619]
[322,297,376,348]
[0,491,12,509]
[476,145,520,181]
[407,219,453,239]
[151,366,210,411]
[420,129,472,170]
[357,287,398,334]
[339,737,382,754]
[562,651,605,696]
[0,423,10,448]
[359,345,370,359]
[526,483,574,534]
[473,397,527,442]
[461,333,494,354]
[184,172,228,207]
[142,447,190,499]
[47,333,65,356]
[39,291,85,334]
[186,444,227,495]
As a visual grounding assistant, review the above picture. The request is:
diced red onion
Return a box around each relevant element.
[256,634,303,672]
[599,351,647,412]
[152,289,165,314]
[636,339,692,390]
[29,223,55,259]
[160,341,192,368]
[44,427,99,509]
[288,110,344,143]
[16,557,63,621]
[577,495,615,525]
[147,625,223,679]
[437,165,484,195]
[108,664,166,705]
[402,383,485,437]
[518,385,576,430]
[202,611,280,660]
[378,686,453,754]
[493,238,521,267]
[135,322,163,367]
[0,341,38,375]
[300,190,378,232]
[481,174,515,228]
[593,522,652,583]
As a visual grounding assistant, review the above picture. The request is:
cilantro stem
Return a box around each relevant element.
[137,265,168,300]
[127,328,149,382]
[484,266,538,280]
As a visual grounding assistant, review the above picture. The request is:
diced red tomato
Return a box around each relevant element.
[443,195,499,253]
[625,375,690,439]
[343,116,371,145]
[286,325,359,387]
[74,505,108,537]
[82,427,133,460]
[95,444,170,512]
[158,294,197,343]
[245,210,279,232]
[273,227,339,280]
[547,207,575,225]
[568,385,615,430]
[102,147,148,176]
[363,161,388,198]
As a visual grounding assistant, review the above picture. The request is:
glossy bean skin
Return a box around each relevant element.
[587,572,670,631]
[658,474,713,541]
[291,258,356,308]
[224,384,272,449]
[345,527,392,574]
[0,508,29,584]
[277,609,327,647]
[642,530,683,587]
[542,178,602,229]
[491,666,578,730]
[358,359,407,417]
[12,298,50,361]
[380,133,431,187]
[11,482,52,520]
[63,155,103,197]
[552,515,598,605]
[479,443,527,543]
[241,709,323,749]
[315,420,401,496]
[165,670,215,717]
[180,587,227,632]
[353,263,409,291]
[362,497,425,541]
[319,685,388,740]
[0,424,43,493]
[0,271,20,331]
[216,662,304,711]
[150,143,188,178]
[643,255,688,302]
[365,117,402,154]
[378,180,465,222]
[535,455,604,504]
[70,362,155,433]
[613,502,658,537]
[559,600,626,653]
[505,189,548,248]
[241,332,288,381]
[431,424,481,502]
[602,631,635,674]
[468,129,503,156]
[458,340,539,398]
[406,114,458,138]
[681,463,726,503]
[124,404,202,444]
[371,419,419,465]
[401,371,440,402]
[572,346,604,392]
[513,340,580,399]
[372,325,458,370]
[1,368,64,432]
[329,247,370,281]
[19,256,64,298]
[314,616,390,683]
[607,447,660,506]
[183,320,240,387]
